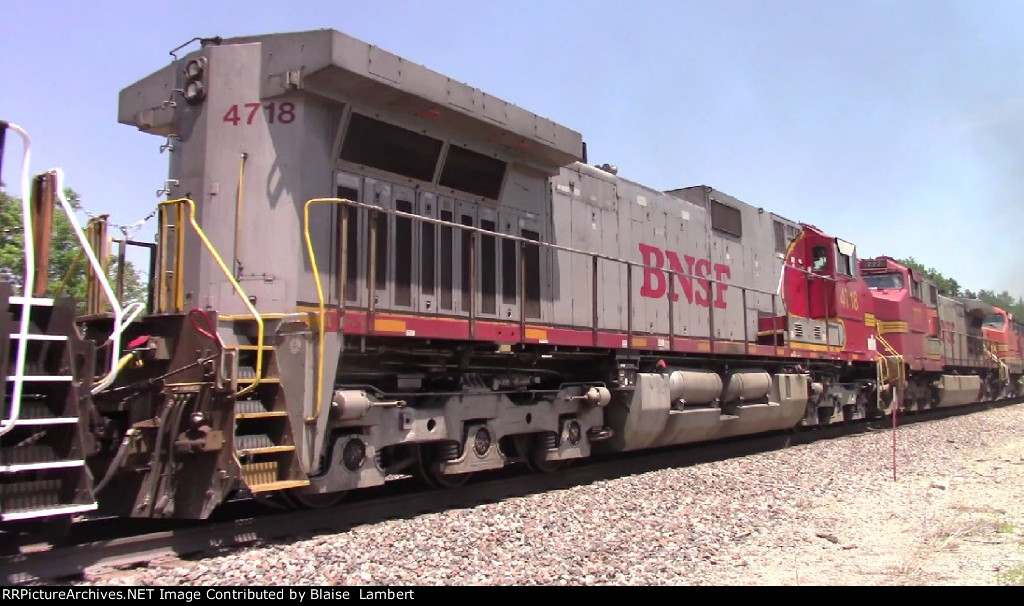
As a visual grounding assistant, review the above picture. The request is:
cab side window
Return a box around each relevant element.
[812,245,828,273]
[837,252,852,276]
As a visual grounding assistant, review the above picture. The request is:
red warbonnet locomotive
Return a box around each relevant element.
[2,29,1020,523]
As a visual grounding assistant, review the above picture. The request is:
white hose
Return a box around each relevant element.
[0,123,33,437]
[46,168,142,394]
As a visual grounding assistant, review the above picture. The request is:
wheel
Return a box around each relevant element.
[525,456,564,473]
[40,515,74,545]
[413,444,472,489]
[514,434,563,473]
[281,489,347,509]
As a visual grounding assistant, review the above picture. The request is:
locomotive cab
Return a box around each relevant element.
[982,307,1024,375]
[758,225,873,357]
[788,225,859,319]
[860,257,942,371]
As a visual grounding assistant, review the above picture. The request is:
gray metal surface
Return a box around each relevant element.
[606,372,808,451]
[936,375,982,408]
[117,28,789,333]
[121,32,583,166]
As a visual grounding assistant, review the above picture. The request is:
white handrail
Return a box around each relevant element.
[1,123,34,436]
[1,126,143,437]
[45,169,142,394]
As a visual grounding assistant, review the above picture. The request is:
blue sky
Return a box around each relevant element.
[2,0,1023,297]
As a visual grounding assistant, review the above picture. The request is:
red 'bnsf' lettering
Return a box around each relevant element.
[638,243,730,309]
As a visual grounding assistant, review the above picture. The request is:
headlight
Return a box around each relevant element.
[183,80,205,104]
[184,58,204,80]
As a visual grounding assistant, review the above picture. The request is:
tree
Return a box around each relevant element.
[975,289,1024,320]
[895,257,961,297]
[0,189,147,313]
[894,257,1024,318]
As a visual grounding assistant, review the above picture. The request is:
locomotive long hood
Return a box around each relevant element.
[119,29,585,171]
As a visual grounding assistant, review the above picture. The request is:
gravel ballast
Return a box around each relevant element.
[80,404,1024,586]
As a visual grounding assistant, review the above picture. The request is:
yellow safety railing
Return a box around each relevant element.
[53,242,84,299]
[302,197,352,423]
[983,341,1008,383]
[232,152,248,278]
[55,216,117,314]
[158,201,186,313]
[158,198,264,398]
[83,214,110,315]
[875,332,899,358]
[874,332,905,409]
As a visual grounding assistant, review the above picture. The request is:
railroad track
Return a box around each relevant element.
[2,398,1019,585]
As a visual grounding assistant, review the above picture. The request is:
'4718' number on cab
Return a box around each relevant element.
[223,102,296,126]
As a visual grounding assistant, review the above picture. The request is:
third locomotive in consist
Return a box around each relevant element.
[2,29,1022,522]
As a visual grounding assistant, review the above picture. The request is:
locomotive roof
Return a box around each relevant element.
[220,29,586,168]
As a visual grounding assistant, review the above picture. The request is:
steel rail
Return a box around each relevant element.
[2,397,1018,585]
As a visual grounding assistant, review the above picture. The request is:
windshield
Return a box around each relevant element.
[863,273,904,290]
[983,314,1006,329]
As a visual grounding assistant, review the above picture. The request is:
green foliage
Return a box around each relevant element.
[998,561,1024,586]
[895,257,962,298]
[896,257,1024,318]
[975,288,1024,320]
[0,189,147,312]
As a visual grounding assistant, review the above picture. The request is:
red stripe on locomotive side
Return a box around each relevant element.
[328,309,871,363]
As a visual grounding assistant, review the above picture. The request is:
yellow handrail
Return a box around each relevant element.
[54,247,84,299]
[55,218,109,300]
[174,202,185,310]
[874,332,905,409]
[232,152,248,278]
[158,198,264,398]
[983,341,1008,383]
[875,332,901,360]
[302,197,352,423]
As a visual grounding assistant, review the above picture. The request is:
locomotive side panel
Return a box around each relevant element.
[668,186,787,344]
[549,179,594,329]
[662,194,712,341]
[584,169,629,333]
[937,294,970,367]
[709,201,747,342]
[712,195,777,343]
[737,205,788,341]
[625,181,672,337]
[314,122,569,328]
[501,169,554,323]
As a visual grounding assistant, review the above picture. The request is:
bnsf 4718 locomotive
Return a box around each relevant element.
[1,29,1020,523]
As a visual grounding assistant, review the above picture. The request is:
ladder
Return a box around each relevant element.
[983,341,1009,397]
[156,198,312,495]
[1,285,97,521]
[0,121,116,521]
[875,333,905,413]
[219,314,308,493]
